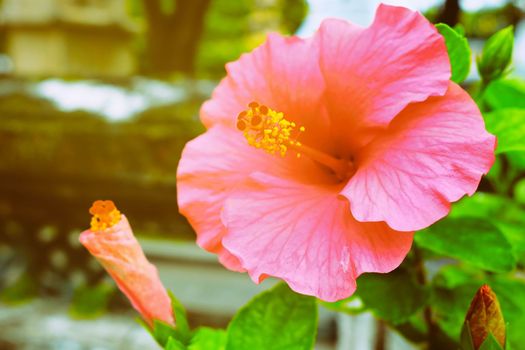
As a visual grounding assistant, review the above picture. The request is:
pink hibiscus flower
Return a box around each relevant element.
[80,200,175,326]
[177,4,495,301]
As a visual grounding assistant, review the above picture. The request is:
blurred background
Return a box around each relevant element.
[0,0,523,349]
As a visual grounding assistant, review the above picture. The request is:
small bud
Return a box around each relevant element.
[462,284,505,349]
[477,26,514,83]
[80,201,175,327]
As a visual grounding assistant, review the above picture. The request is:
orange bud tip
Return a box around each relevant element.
[89,200,121,231]
[248,101,259,108]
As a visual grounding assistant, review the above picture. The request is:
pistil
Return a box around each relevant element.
[288,142,350,179]
[89,200,121,231]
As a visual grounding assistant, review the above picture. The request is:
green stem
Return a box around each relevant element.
[476,80,489,101]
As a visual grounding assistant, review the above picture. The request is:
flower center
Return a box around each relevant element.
[237,102,352,180]
[89,200,121,231]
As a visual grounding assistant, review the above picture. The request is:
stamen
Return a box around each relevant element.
[89,200,121,231]
[237,102,302,157]
[237,102,352,179]
[236,119,247,131]
[251,114,262,126]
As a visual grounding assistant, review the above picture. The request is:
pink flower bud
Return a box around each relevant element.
[80,200,174,327]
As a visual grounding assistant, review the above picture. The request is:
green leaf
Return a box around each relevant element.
[415,217,516,272]
[451,193,525,224]
[514,179,525,206]
[137,292,192,348]
[484,78,525,110]
[450,193,525,264]
[169,291,192,344]
[436,23,471,83]
[165,336,187,350]
[225,283,318,350]
[432,281,477,343]
[484,108,525,154]
[508,151,525,170]
[454,24,466,36]
[460,321,476,350]
[433,265,485,290]
[479,333,505,350]
[153,320,180,348]
[356,267,429,324]
[188,328,226,350]
[477,26,514,83]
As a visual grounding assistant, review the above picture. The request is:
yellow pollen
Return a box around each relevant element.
[237,102,353,180]
[236,102,305,157]
[89,200,121,231]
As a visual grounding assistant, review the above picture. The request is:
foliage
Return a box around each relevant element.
[406,25,525,348]
[188,328,226,350]
[484,78,525,110]
[415,217,515,273]
[484,109,525,154]
[450,193,525,266]
[125,0,308,77]
[436,23,471,83]
[0,92,202,240]
[478,335,505,350]
[140,293,194,349]
[0,272,38,305]
[424,3,522,39]
[225,283,318,350]
[196,0,308,77]
[142,283,317,350]
[430,266,525,350]
[356,266,429,325]
[69,282,115,319]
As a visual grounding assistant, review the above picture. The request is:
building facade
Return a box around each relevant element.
[0,0,137,78]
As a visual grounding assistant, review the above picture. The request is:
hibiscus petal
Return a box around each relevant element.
[177,127,260,271]
[221,173,414,301]
[177,125,327,271]
[316,4,450,152]
[343,83,496,232]
[200,33,332,151]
